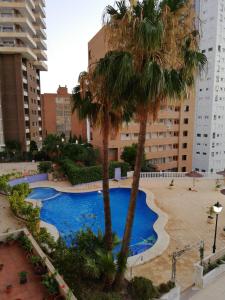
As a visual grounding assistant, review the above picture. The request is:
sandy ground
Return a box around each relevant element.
[1,177,225,292]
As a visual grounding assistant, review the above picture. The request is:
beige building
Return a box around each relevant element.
[88,28,195,172]
[42,86,87,141]
[0,0,47,151]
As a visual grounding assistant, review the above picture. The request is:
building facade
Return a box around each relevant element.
[42,86,87,141]
[0,0,47,151]
[88,29,195,172]
[193,0,225,173]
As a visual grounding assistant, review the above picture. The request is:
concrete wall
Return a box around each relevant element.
[0,162,38,175]
[9,173,48,186]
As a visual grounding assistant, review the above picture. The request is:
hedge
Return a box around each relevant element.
[61,159,130,185]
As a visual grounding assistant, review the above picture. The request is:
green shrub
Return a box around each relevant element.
[109,161,130,177]
[86,292,122,300]
[61,159,130,185]
[158,281,175,295]
[38,161,52,173]
[0,175,11,194]
[128,277,159,300]
[12,183,30,197]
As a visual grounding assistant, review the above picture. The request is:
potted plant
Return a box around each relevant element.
[6,284,12,293]
[168,179,174,189]
[207,206,215,224]
[19,271,28,284]
[30,255,47,275]
[42,273,59,297]
[215,179,221,191]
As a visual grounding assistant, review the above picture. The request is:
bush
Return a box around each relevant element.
[128,277,159,300]
[61,159,130,185]
[86,292,121,300]
[0,175,11,194]
[38,161,52,173]
[12,183,30,197]
[158,281,175,295]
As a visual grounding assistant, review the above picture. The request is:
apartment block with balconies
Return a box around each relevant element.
[88,28,195,172]
[0,0,47,151]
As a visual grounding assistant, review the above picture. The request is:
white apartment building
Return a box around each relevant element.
[193,0,225,173]
[0,0,47,151]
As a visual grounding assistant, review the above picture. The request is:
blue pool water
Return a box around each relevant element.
[28,187,158,255]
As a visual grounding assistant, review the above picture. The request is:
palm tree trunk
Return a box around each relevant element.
[102,103,113,252]
[114,110,148,288]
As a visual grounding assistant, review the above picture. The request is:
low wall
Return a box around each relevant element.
[194,247,225,289]
[9,173,48,186]
[0,162,38,175]
[160,286,180,300]
[0,228,77,300]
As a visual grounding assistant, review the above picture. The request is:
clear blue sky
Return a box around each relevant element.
[41,0,114,93]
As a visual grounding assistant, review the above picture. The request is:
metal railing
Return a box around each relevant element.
[140,172,223,179]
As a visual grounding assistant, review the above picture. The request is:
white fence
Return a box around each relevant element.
[140,172,223,179]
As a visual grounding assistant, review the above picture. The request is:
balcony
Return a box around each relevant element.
[33,49,47,61]
[25,115,29,121]
[34,60,47,71]
[34,26,46,39]
[35,2,46,18]
[0,31,36,48]
[26,128,30,133]
[0,16,36,35]
[23,90,28,96]
[22,64,27,71]
[34,13,46,29]
[0,1,36,23]
[0,44,36,60]
[33,37,47,50]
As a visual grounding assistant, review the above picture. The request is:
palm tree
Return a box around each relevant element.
[72,51,134,252]
[104,0,207,287]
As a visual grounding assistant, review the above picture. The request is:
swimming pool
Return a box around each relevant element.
[28,187,158,256]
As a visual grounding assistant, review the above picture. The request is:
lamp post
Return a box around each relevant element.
[212,201,223,253]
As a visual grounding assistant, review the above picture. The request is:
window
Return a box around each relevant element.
[184,118,189,124]
[182,143,187,149]
[183,131,188,137]
[182,155,187,161]
[208,47,213,51]
[197,133,201,137]
[184,105,189,112]
[182,167,186,172]
[203,134,208,137]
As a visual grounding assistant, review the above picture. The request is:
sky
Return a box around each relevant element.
[41,0,114,93]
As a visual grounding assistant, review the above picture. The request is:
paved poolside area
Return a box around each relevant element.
[1,177,225,293]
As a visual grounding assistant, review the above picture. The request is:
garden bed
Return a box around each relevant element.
[0,229,76,300]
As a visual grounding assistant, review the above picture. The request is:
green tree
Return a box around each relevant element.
[30,140,38,159]
[72,51,134,252]
[42,134,62,158]
[121,144,145,170]
[104,0,207,287]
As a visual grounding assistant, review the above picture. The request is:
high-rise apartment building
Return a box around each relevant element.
[88,29,195,172]
[193,0,225,173]
[42,86,87,141]
[0,0,47,151]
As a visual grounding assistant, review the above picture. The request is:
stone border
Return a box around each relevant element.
[29,183,169,267]
[127,188,169,267]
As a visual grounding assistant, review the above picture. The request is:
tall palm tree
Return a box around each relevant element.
[72,51,134,252]
[104,0,207,287]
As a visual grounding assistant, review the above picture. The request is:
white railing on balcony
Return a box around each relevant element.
[140,172,223,179]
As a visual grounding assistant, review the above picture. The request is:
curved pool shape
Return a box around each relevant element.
[28,187,158,256]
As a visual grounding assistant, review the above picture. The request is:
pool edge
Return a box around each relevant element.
[29,183,170,267]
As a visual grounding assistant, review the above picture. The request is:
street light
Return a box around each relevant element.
[61,138,65,143]
[212,201,223,253]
